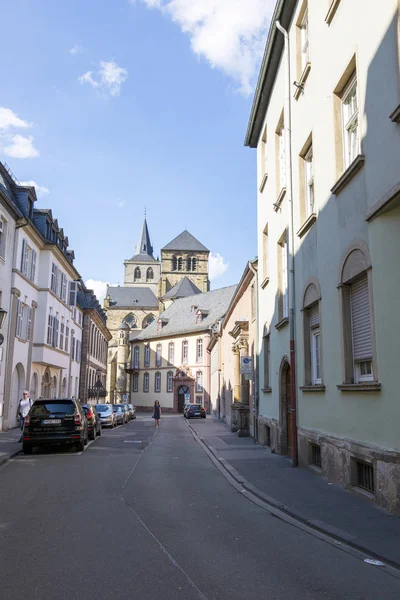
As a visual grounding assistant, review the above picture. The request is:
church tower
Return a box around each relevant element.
[123,217,161,295]
[159,230,210,298]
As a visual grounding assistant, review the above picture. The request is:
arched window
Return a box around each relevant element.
[178,257,183,271]
[124,313,137,328]
[133,373,139,393]
[168,342,175,365]
[143,314,155,329]
[196,371,203,392]
[172,256,178,271]
[192,257,197,272]
[144,344,150,367]
[187,256,197,271]
[156,343,162,367]
[302,280,322,387]
[196,338,203,363]
[187,257,192,271]
[146,267,154,281]
[134,267,141,281]
[182,340,188,364]
[167,371,173,393]
[134,346,140,369]
[155,372,161,393]
[143,372,149,393]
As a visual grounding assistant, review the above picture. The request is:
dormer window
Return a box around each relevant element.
[157,318,169,331]
[196,309,209,324]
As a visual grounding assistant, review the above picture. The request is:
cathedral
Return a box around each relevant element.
[104,218,211,403]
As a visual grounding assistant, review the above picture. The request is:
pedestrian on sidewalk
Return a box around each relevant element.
[18,390,32,442]
[152,400,161,427]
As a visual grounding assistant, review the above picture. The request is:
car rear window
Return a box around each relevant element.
[190,404,202,409]
[31,401,75,416]
[96,405,111,412]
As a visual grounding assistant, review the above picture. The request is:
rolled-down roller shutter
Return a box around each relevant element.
[350,274,372,360]
[309,303,319,328]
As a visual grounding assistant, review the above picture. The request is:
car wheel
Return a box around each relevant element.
[187,415,190,419]
[23,443,33,455]
[202,415,206,419]
[84,430,88,445]
[98,426,101,437]
[76,438,85,452]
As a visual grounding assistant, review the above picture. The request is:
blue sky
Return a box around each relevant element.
[0,0,274,301]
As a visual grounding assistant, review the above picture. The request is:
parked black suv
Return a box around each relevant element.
[23,398,88,454]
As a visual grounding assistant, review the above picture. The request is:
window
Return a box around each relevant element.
[156,343,162,367]
[0,217,6,259]
[168,342,174,365]
[196,371,203,393]
[124,313,137,328]
[263,331,270,389]
[339,246,377,386]
[68,281,77,306]
[342,75,359,169]
[304,145,314,217]
[262,225,269,284]
[143,372,149,392]
[65,322,70,352]
[172,256,177,271]
[51,263,58,294]
[21,240,37,283]
[71,335,75,360]
[309,304,321,384]
[302,282,323,387]
[196,338,203,362]
[251,284,256,322]
[167,371,173,393]
[276,118,286,192]
[60,318,65,350]
[133,373,139,392]
[146,267,154,281]
[47,308,54,345]
[134,346,140,369]
[15,301,32,341]
[278,235,288,321]
[144,344,150,367]
[134,267,141,281]
[300,8,309,72]
[187,257,197,271]
[155,372,161,393]
[182,340,188,364]
[178,257,183,271]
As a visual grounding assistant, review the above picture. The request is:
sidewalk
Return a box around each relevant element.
[187,417,400,568]
[0,427,22,466]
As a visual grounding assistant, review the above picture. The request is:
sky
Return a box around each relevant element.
[0,0,275,303]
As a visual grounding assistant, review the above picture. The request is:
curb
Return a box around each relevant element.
[186,421,400,572]
[0,448,22,468]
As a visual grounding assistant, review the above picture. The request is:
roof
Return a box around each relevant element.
[77,288,107,325]
[164,277,201,299]
[106,286,159,309]
[162,230,209,252]
[133,285,237,341]
[127,254,159,264]
[130,218,155,260]
[244,0,297,148]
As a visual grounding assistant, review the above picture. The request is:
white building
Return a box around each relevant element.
[245,0,400,512]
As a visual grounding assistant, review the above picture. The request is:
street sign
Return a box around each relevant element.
[240,356,253,375]
[184,393,190,401]
[123,394,129,401]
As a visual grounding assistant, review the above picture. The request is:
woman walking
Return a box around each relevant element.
[153,400,161,427]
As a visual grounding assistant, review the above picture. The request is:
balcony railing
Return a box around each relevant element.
[87,388,108,399]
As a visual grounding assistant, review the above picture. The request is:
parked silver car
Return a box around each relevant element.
[96,404,116,428]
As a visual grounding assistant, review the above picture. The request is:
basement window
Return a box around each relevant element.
[356,460,375,493]
[309,442,321,468]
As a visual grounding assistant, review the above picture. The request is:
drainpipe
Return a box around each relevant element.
[248,261,259,444]
[275,20,298,467]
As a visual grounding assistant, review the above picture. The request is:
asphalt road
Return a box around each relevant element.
[0,415,399,600]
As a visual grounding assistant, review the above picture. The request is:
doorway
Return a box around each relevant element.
[178,385,190,413]
[280,360,292,457]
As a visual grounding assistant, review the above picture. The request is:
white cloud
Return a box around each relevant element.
[209,252,228,281]
[0,107,31,130]
[85,279,117,305]
[137,0,274,94]
[3,135,39,159]
[117,198,125,208]
[69,43,82,55]
[19,180,49,197]
[79,60,128,96]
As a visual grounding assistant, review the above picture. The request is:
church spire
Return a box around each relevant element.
[135,216,154,258]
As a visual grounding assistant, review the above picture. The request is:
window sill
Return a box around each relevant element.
[262,387,272,394]
[389,103,400,123]
[297,213,317,238]
[274,187,286,211]
[331,155,365,195]
[337,382,381,392]
[300,385,326,392]
[261,276,270,289]
[294,62,311,100]
[275,317,289,330]
[325,0,341,24]
[259,173,268,193]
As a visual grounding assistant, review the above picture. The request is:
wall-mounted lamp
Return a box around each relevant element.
[0,308,7,329]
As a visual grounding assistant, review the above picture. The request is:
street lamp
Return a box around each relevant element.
[0,308,7,329]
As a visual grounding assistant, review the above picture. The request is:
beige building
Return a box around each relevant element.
[208,260,257,436]
[127,286,236,413]
[245,0,400,512]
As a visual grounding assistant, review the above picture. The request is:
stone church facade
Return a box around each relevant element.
[104,219,211,403]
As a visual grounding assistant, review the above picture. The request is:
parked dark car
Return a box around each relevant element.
[82,404,102,440]
[22,398,88,454]
[183,404,191,418]
[113,405,125,425]
[128,404,136,419]
[96,404,116,428]
[120,403,132,421]
[185,404,206,419]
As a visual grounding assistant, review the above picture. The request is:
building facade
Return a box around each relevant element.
[245,0,400,512]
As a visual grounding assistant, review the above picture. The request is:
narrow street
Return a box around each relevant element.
[0,415,398,599]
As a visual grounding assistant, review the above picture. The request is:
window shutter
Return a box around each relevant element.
[309,303,319,328]
[351,275,372,360]
[30,250,37,282]
[69,281,77,306]
[27,307,32,341]
[21,239,26,271]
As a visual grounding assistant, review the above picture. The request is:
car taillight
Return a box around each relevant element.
[74,413,81,426]
[24,415,30,427]
[87,409,93,418]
